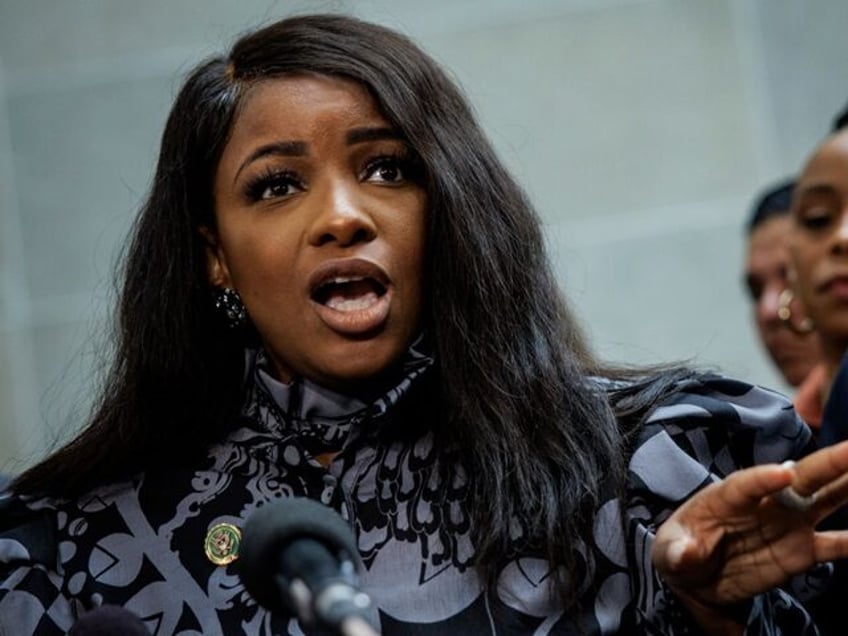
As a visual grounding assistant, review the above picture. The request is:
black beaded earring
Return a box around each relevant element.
[213,287,247,328]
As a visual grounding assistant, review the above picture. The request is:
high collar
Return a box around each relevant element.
[241,336,435,454]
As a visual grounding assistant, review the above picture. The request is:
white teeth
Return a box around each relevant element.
[327,276,365,286]
[325,292,379,311]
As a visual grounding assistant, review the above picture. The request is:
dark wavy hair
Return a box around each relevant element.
[13,14,692,603]
[746,178,795,235]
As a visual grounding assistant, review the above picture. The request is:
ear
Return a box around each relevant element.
[198,226,232,288]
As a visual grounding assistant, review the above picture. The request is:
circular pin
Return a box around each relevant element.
[204,522,242,566]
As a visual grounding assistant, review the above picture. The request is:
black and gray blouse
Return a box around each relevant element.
[0,348,826,635]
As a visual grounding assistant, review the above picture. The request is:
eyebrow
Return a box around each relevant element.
[346,126,402,145]
[797,183,839,200]
[232,127,403,186]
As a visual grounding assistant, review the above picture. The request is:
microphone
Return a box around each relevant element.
[238,497,378,636]
[69,605,149,635]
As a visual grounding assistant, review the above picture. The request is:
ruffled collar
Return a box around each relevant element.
[241,336,434,455]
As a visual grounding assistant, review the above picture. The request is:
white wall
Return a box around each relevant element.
[2,0,846,472]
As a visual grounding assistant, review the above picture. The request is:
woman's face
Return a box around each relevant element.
[745,214,820,387]
[788,130,848,351]
[207,74,427,388]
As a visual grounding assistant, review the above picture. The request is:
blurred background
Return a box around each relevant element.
[1,0,847,473]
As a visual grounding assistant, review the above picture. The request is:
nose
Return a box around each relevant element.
[307,181,377,248]
[833,209,848,255]
[758,284,782,325]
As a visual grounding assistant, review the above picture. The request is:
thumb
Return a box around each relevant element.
[653,520,705,579]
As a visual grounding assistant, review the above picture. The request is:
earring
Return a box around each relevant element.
[777,288,814,335]
[213,287,247,328]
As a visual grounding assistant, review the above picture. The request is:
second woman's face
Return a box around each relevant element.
[789,130,848,347]
[208,75,427,388]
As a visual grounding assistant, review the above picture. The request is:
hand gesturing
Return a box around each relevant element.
[653,440,848,617]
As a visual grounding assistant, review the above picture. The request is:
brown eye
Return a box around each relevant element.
[801,207,834,231]
[363,157,405,184]
[376,163,401,182]
[261,180,293,199]
[245,170,305,202]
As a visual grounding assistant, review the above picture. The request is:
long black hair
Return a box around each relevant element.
[13,14,693,603]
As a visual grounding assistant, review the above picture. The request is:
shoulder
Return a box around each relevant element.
[0,494,59,568]
[641,373,801,426]
[594,370,808,460]
[0,477,141,570]
[641,374,808,456]
[0,495,75,633]
[624,374,811,506]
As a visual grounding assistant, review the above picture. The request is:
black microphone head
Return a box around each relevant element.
[69,605,149,636]
[238,497,362,616]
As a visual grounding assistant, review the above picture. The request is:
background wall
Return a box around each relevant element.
[1,0,846,473]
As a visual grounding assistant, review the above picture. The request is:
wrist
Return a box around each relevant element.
[667,586,750,636]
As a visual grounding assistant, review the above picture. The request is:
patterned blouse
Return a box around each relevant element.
[0,347,827,635]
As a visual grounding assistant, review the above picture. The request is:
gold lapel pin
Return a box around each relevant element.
[204,522,242,566]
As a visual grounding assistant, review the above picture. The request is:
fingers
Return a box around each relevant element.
[809,471,848,512]
[654,521,697,569]
[813,530,848,562]
[651,445,848,608]
[668,443,848,520]
[711,463,793,513]
[652,520,711,587]
[790,440,848,494]
[653,465,791,575]
[783,441,848,517]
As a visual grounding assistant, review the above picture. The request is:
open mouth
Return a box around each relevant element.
[311,276,388,312]
[307,259,393,335]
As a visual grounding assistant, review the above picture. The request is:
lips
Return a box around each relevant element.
[308,259,392,334]
[818,273,848,301]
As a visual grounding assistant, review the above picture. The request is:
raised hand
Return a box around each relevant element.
[652,440,848,630]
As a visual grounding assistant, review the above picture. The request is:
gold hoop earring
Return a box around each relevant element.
[777,288,814,335]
